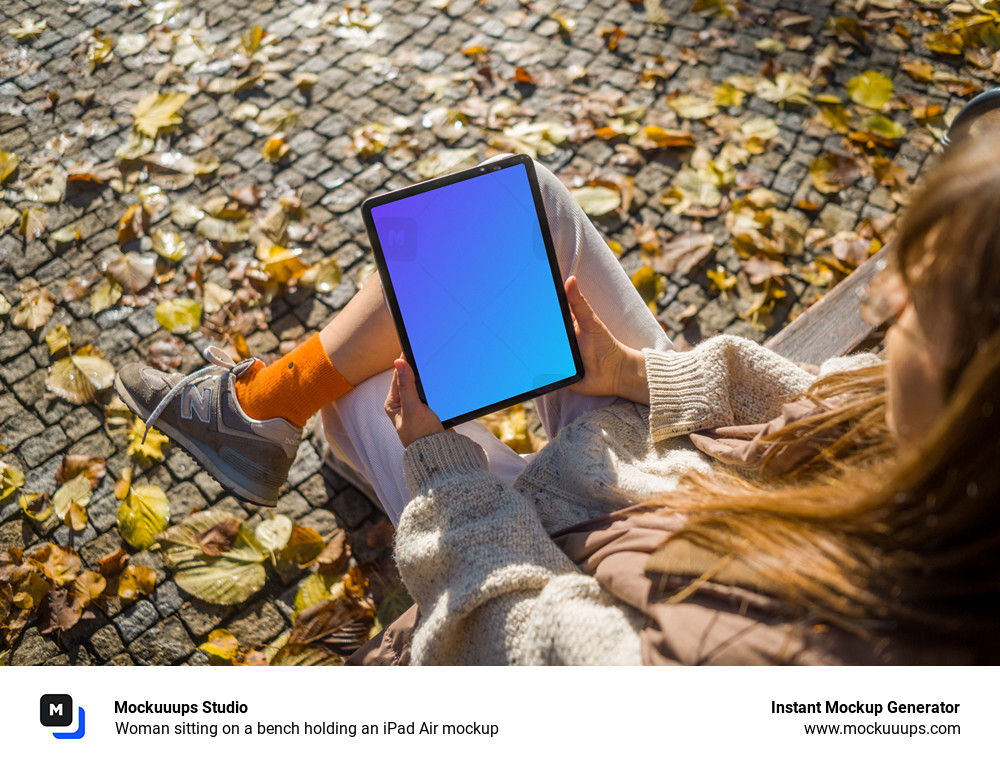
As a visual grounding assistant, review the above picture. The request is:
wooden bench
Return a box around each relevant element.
[764,248,888,365]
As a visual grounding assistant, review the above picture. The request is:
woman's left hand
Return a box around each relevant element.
[384,354,445,448]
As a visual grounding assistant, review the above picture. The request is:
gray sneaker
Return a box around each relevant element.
[114,346,302,507]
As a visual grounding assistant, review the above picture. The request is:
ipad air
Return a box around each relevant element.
[361,154,583,428]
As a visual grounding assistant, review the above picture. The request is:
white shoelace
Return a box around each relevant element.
[141,346,240,444]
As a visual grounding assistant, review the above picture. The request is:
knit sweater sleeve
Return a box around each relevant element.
[644,334,818,442]
[395,431,642,665]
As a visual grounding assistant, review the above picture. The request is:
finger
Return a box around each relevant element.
[565,276,602,332]
[384,368,400,418]
[393,356,422,413]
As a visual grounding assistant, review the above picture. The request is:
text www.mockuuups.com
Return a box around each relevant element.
[802,722,961,736]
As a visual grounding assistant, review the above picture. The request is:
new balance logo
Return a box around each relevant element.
[180,385,212,423]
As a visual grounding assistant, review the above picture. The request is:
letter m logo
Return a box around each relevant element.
[180,385,212,423]
[50,703,63,716]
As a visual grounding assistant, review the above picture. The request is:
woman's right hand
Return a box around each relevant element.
[384,354,446,448]
[565,276,649,404]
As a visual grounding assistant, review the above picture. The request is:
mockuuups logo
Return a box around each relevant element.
[40,694,86,739]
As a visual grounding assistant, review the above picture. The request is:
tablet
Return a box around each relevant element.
[361,153,584,428]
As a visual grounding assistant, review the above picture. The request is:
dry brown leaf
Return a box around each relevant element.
[652,231,715,276]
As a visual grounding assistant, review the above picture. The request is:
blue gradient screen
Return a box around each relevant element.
[370,163,578,423]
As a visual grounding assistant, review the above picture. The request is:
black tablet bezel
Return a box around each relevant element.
[361,153,584,429]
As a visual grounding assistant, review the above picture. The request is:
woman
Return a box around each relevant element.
[368,135,1000,664]
[117,140,999,664]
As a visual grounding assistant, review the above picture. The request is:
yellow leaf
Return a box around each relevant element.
[902,60,934,83]
[150,229,187,261]
[8,18,47,40]
[19,208,46,242]
[45,325,71,356]
[64,502,89,532]
[127,419,169,461]
[19,491,51,522]
[756,73,811,108]
[707,266,737,292]
[52,473,93,523]
[300,257,343,294]
[51,224,81,243]
[131,91,189,138]
[199,628,241,663]
[0,151,18,184]
[0,205,18,232]
[86,32,113,72]
[859,114,906,141]
[90,277,122,315]
[631,265,665,311]
[924,31,963,56]
[846,70,893,110]
[262,133,289,163]
[257,240,308,284]
[46,352,116,404]
[115,128,155,160]
[669,94,718,120]
[713,82,745,109]
[156,297,202,334]
[118,563,157,603]
[12,287,55,331]
[0,462,25,502]
[118,484,170,549]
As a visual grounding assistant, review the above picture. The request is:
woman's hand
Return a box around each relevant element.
[384,354,445,448]
[565,276,649,404]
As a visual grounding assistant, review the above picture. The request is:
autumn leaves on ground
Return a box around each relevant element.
[0,0,996,664]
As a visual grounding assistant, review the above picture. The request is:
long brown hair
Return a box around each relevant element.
[654,136,1000,648]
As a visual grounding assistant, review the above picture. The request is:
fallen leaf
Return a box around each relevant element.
[414,147,479,179]
[300,257,343,294]
[631,265,665,311]
[925,31,963,56]
[195,215,252,243]
[652,231,715,276]
[90,278,122,314]
[707,266,737,292]
[571,185,621,217]
[64,502,88,532]
[192,517,241,556]
[131,91,189,137]
[315,530,350,575]
[106,252,156,293]
[199,628,240,663]
[54,455,107,489]
[126,418,169,461]
[146,337,184,371]
[262,133,290,163]
[98,548,129,579]
[158,510,269,605]
[156,297,202,334]
[46,352,116,404]
[19,208,46,242]
[118,484,170,550]
[28,544,82,587]
[857,114,906,142]
[12,287,55,331]
[52,473,93,524]
[0,151,18,184]
[0,205,18,232]
[756,72,811,108]
[8,18,48,40]
[117,564,156,603]
[846,70,893,110]
[809,152,863,194]
[202,282,234,314]
[742,256,790,285]
[256,515,293,553]
[150,229,187,261]
[19,492,52,522]
[0,462,25,502]
[669,94,718,120]
[902,60,934,83]
[51,224,81,244]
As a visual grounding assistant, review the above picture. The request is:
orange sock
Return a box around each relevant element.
[234,333,353,427]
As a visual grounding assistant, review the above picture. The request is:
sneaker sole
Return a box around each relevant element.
[114,375,280,507]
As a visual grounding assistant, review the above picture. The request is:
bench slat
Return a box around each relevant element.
[764,250,888,365]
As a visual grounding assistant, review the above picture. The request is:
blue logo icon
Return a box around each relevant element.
[40,694,86,739]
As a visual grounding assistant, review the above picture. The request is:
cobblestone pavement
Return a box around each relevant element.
[0,0,993,664]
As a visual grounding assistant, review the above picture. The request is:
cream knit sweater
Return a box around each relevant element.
[395,335,880,665]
